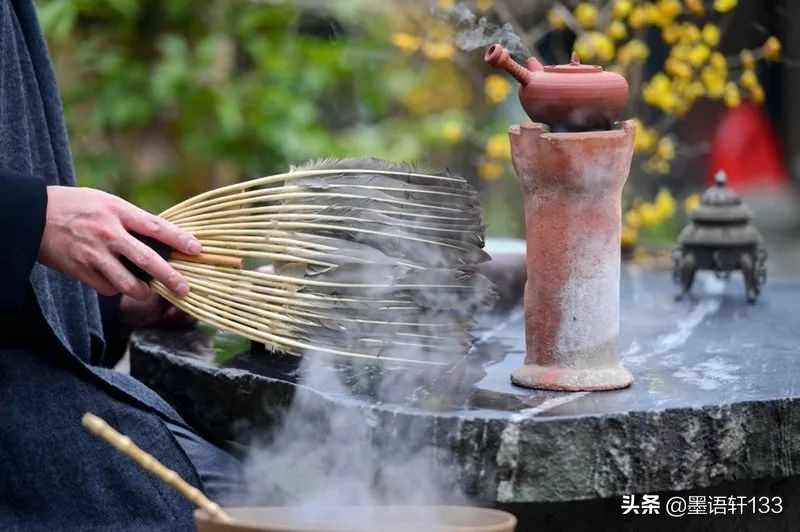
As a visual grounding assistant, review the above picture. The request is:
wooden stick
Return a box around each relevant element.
[81,413,233,524]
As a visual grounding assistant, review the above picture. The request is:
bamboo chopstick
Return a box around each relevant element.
[81,413,233,524]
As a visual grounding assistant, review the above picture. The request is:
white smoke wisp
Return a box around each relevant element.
[229,163,496,527]
[444,2,530,58]
[239,356,467,511]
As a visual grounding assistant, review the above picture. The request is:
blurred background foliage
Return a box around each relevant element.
[39,0,785,248]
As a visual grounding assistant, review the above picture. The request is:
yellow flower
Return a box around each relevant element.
[628,7,649,28]
[622,39,650,63]
[645,3,667,27]
[484,74,512,104]
[607,20,628,41]
[437,0,455,9]
[701,24,721,47]
[590,32,615,62]
[740,69,758,89]
[613,0,633,19]
[739,49,755,69]
[625,209,643,229]
[391,32,422,54]
[621,225,639,247]
[662,24,682,45]
[443,121,464,143]
[672,96,690,117]
[685,0,704,16]
[764,36,781,62]
[574,3,599,28]
[710,51,727,71]
[575,32,615,62]
[670,43,691,62]
[684,193,701,213]
[723,82,741,107]
[547,8,566,29]
[642,74,681,112]
[475,0,493,11]
[690,80,706,98]
[665,57,692,79]
[701,66,726,97]
[649,159,671,175]
[688,44,711,67]
[643,73,672,106]
[485,133,511,160]
[750,84,765,104]
[656,138,677,163]
[637,202,661,226]
[655,188,677,218]
[657,0,683,21]
[423,41,455,61]
[633,118,656,152]
[679,23,701,44]
[478,161,503,181]
[714,0,738,13]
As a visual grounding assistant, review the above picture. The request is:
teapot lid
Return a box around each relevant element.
[543,52,603,73]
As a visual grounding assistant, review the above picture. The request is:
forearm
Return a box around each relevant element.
[0,170,48,311]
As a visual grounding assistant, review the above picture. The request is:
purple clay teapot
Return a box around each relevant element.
[485,44,629,131]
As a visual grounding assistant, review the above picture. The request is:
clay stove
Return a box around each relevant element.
[486,45,634,391]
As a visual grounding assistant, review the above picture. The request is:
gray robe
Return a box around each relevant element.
[0,2,239,529]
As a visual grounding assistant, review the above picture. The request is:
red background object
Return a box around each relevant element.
[708,101,787,191]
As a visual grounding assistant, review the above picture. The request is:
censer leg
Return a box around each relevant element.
[675,254,696,301]
[740,253,757,303]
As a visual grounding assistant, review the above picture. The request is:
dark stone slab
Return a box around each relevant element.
[130,267,800,508]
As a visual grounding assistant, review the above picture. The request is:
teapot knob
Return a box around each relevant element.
[570,52,580,65]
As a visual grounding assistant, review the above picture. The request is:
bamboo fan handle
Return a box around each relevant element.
[170,251,243,269]
[121,232,242,282]
[81,413,233,524]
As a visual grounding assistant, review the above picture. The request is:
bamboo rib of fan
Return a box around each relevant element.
[171,260,476,290]
[154,283,447,365]
[160,167,473,217]
[170,205,480,226]
[173,262,412,306]
[186,278,463,333]
[144,159,494,363]
[163,181,476,221]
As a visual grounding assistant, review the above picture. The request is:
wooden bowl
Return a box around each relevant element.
[195,505,517,532]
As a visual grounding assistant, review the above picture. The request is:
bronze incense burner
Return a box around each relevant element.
[672,171,767,302]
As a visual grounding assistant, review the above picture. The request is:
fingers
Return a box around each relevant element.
[84,270,125,298]
[96,255,153,300]
[111,234,190,297]
[115,201,201,256]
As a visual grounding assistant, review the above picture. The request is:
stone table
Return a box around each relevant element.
[130,267,800,531]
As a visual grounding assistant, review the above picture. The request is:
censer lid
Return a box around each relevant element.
[678,170,763,247]
[690,171,753,224]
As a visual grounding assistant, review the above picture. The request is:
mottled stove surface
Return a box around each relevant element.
[131,267,800,505]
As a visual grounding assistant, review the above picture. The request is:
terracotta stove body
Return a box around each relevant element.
[487,46,634,391]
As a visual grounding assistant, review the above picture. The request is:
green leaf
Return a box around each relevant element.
[38,0,76,40]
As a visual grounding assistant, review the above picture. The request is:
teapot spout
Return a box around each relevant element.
[484,44,533,85]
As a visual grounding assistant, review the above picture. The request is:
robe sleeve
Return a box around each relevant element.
[0,169,48,311]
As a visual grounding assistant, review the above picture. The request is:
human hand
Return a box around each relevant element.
[38,186,201,300]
